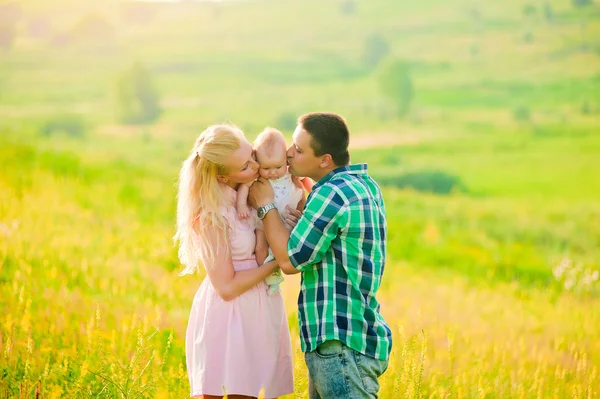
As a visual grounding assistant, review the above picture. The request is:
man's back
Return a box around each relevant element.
[288,164,392,361]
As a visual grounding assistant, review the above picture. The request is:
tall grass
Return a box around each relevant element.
[1,130,599,397]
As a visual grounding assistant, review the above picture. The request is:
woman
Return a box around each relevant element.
[174,124,294,399]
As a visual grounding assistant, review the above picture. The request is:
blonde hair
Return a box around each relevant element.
[174,124,243,275]
[254,127,287,159]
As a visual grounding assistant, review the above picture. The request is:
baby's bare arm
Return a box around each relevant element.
[237,184,250,208]
[300,176,314,192]
[236,183,252,220]
[297,191,307,212]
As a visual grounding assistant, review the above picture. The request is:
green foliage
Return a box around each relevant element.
[1,0,600,395]
[544,2,555,22]
[581,100,592,115]
[522,4,537,17]
[40,115,86,138]
[340,0,355,15]
[522,30,535,43]
[380,60,414,118]
[572,0,593,7]
[115,62,162,125]
[276,112,298,132]
[512,105,531,122]
[468,6,485,33]
[378,170,465,195]
[363,34,390,69]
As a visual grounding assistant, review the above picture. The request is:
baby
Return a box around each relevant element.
[237,127,308,295]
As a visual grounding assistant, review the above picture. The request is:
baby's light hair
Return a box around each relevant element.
[254,127,287,159]
[174,124,243,275]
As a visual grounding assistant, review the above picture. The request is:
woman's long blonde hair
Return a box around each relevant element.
[174,124,243,275]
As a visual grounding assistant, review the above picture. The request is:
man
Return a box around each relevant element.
[249,112,392,398]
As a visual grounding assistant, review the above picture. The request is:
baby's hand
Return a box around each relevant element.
[237,204,250,220]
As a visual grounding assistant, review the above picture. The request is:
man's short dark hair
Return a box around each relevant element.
[298,112,350,166]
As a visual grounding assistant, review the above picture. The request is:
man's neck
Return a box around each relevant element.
[311,163,347,182]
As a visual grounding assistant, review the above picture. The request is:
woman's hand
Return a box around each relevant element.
[248,177,275,209]
[282,205,302,230]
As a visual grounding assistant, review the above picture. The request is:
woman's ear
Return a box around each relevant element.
[217,175,228,183]
[320,154,333,169]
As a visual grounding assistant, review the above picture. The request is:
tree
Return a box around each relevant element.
[363,34,390,69]
[380,60,414,118]
[276,112,298,132]
[116,62,162,125]
[522,4,537,17]
[543,2,555,22]
[340,0,355,15]
[572,0,593,7]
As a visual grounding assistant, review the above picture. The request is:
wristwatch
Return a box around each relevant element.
[257,203,277,220]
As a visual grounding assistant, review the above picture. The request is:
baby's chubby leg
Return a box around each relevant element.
[263,248,284,295]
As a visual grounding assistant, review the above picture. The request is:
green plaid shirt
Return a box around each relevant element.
[288,164,392,360]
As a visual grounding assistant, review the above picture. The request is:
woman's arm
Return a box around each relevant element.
[255,228,268,265]
[201,224,278,301]
[283,205,302,231]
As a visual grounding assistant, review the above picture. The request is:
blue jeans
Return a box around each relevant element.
[304,340,388,399]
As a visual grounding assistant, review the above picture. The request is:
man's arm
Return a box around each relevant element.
[286,185,347,270]
[249,178,346,274]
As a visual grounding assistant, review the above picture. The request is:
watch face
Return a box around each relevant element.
[257,208,265,219]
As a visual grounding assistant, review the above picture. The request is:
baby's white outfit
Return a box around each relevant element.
[264,172,304,295]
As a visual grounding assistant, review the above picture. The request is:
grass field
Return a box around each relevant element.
[1,0,600,397]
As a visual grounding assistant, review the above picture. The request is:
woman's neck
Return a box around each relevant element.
[225,181,240,190]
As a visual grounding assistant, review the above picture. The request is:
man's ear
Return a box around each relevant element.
[320,154,333,169]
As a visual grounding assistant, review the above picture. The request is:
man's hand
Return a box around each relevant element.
[282,205,302,230]
[248,178,275,209]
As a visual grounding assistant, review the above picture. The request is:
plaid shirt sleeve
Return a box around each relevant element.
[288,184,347,271]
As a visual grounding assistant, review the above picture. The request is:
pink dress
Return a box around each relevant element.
[185,186,294,398]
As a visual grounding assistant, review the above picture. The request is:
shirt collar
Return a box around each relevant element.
[312,163,368,191]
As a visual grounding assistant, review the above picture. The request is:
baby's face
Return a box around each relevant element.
[256,149,288,180]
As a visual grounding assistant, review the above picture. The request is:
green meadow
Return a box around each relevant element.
[1,0,600,397]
